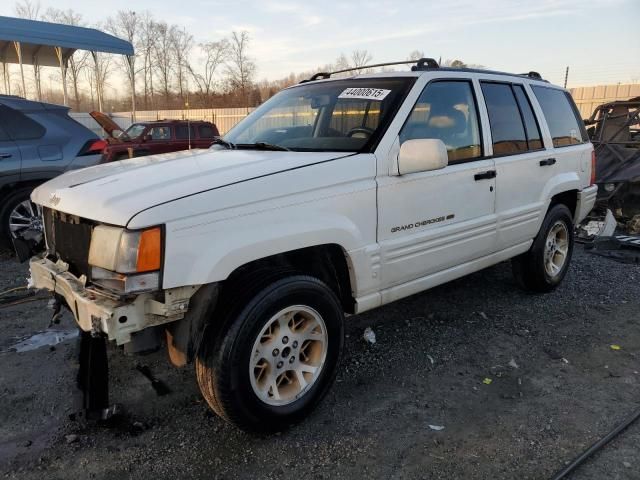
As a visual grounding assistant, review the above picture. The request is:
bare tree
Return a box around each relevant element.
[44,8,89,109]
[171,27,193,103]
[14,0,42,99]
[190,40,228,97]
[226,31,256,107]
[106,11,141,117]
[91,51,112,111]
[351,50,373,72]
[334,53,350,71]
[153,21,177,103]
[408,50,425,61]
[139,13,157,109]
[14,0,41,19]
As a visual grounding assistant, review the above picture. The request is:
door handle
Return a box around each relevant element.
[474,170,496,181]
[0,153,12,159]
[539,158,556,166]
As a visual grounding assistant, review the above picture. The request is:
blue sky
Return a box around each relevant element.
[1,0,638,86]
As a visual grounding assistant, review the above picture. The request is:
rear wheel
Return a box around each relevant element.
[195,274,344,432]
[512,203,574,292]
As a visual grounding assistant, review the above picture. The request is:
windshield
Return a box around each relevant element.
[124,124,146,139]
[224,78,416,152]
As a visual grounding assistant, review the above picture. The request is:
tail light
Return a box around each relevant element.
[78,139,107,156]
[590,150,596,186]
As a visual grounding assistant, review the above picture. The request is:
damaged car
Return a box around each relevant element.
[28,58,596,432]
[585,97,640,226]
[90,111,220,162]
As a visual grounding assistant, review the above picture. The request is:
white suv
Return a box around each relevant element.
[29,58,597,431]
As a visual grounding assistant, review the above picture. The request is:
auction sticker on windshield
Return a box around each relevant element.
[338,88,391,101]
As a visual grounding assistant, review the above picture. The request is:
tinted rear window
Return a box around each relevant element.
[481,82,528,155]
[0,105,45,140]
[198,124,217,138]
[175,125,196,139]
[532,86,587,147]
[512,85,543,150]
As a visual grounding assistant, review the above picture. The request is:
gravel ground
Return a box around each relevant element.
[0,245,639,479]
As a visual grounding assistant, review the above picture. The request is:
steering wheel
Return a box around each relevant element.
[346,126,375,139]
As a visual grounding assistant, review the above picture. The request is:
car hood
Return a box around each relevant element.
[32,148,350,227]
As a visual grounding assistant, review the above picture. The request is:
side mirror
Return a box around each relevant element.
[397,139,448,175]
[142,134,152,143]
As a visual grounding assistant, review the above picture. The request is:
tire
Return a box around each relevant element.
[0,187,39,250]
[195,274,344,433]
[512,203,574,293]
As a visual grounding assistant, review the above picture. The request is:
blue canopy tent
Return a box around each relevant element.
[0,15,134,112]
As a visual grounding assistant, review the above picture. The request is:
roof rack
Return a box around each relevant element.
[300,57,440,83]
[521,71,543,80]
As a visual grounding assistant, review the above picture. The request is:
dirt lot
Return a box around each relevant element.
[0,245,638,479]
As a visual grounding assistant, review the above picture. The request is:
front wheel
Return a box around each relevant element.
[0,188,42,250]
[512,203,574,293]
[195,275,344,432]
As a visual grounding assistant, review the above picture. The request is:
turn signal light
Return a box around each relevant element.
[590,150,596,186]
[137,227,162,272]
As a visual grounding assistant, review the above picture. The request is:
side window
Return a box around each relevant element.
[0,105,45,140]
[400,81,481,163]
[175,125,196,140]
[512,85,543,150]
[532,86,587,147]
[148,126,171,140]
[198,124,217,138]
[480,82,527,155]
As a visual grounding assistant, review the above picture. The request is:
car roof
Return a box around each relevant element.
[0,94,69,111]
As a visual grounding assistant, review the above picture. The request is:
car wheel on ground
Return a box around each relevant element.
[512,203,574,293]
[0,187,42,249]
[195,274,344,432]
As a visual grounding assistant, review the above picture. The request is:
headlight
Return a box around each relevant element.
[88,225,162,294]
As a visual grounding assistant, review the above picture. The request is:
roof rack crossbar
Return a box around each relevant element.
[300,57,440,83]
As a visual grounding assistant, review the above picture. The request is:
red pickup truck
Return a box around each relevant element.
[90,112,220,162]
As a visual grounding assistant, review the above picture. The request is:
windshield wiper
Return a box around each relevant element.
[212,137,236,149]
[237,142,291,152]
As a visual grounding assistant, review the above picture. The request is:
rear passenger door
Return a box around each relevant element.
[0,122,21,182]
[479,81,552,248]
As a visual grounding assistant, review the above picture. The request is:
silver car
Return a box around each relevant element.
[0,95,104,249]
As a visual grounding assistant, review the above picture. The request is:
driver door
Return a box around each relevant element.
[377,79,497,293]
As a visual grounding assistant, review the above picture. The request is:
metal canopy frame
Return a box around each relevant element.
[0,15,134,111]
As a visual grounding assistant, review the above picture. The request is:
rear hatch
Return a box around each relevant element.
[89,111,126,140]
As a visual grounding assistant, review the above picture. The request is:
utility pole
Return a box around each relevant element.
[564,66,569,88]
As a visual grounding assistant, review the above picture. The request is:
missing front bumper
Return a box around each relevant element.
[28,255,200,345]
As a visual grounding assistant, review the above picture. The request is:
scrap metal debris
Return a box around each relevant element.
[583,234,640,264]
[135,364,172,396]
[363,327,376,345]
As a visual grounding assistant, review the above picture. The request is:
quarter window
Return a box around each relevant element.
[532,86,587,147]
[400,81,482,163]
[480,82,528,155]
[0,105,45,140]
[198,124,217,138]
